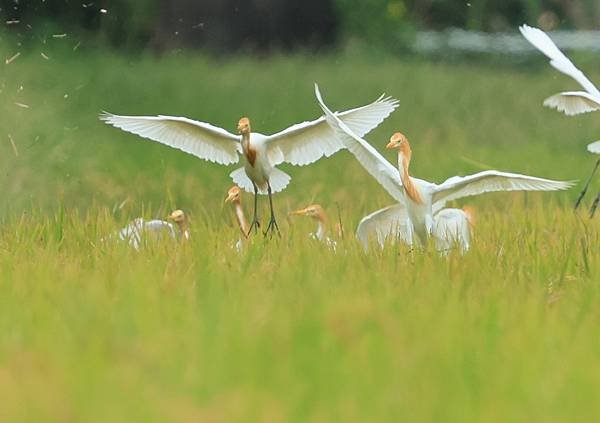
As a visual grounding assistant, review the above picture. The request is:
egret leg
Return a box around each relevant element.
[589,192,600,218]
[264,183,280,237]
[575,159,600,210]
[248,183,260,236]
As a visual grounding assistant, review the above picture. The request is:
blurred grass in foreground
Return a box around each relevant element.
[1,41,600,421]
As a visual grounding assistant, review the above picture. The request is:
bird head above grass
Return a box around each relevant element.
[289,204,326,221]
[386,132,409,150]
[167,210,186,224]
[225,186,243,204]
[237,117,251,135]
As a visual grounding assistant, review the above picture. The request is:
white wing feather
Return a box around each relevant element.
[587,140,600,154]
[520,25,600,97]
[100,113,242,165]
[356,203,412,250]
[314,84,405,202]
[266,92,399,166]
[432,170,574,206]
[543,92,600,116]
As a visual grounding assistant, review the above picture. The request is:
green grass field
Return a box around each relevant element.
[2,40,600,421]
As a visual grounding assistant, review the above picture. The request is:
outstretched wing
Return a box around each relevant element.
[315,84,405,202]
[432,170,574,207]
[356,203,412,250]
[520,25,600,98]
[543,92,600,116]
[265,91,399,166]
[101,113,242,165]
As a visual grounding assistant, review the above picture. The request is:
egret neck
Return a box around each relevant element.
[396,139,423,205]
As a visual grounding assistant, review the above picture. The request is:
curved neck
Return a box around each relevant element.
[241,133,251,153]
[397,144,423,205]
[232,201,250,238]
[175,220,190,240]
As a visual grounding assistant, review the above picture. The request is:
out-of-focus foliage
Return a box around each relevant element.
[0,0,598,52]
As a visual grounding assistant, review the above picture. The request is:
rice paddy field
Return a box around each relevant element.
[1,41,600,421]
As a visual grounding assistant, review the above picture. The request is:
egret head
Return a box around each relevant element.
[237,117,251,135]
[386,132,408,150]
[168,209,186,223]
[225,185,242,204]
[289,204,326,221]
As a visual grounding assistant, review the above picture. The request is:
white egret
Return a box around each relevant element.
[289,204,339,249]
[101,93,398,235]
[356,205,474,254]
[432,207,474,255]
[519,24,600,116]
[110,209,190,250]
[520,24,600,211]
[225,185,249,251]
[315,84,574,248]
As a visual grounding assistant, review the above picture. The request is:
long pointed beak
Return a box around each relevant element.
[289,208,308,217]
[386,140,396,149]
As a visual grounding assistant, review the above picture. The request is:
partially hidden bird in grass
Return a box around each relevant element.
[108,209,190,250]
[225,185,249,252]
[289,204,340,250]
[101,91,398,236]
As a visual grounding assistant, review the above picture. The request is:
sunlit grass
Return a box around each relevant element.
[1,40,600,421]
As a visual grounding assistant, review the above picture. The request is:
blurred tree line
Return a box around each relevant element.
[1,0,599,52]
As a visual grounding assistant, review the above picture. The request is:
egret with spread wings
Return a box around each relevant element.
[101,92,398,236]
[520,24,600,212]
[315,84,574,248]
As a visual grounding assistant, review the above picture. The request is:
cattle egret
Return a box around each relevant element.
[356,205,474,254]
[520,25,600,211]
[520,24,600,116]
[315,84,574,248]
[289,204,338,249]
[101,92,398,235]
[110,209,189,250]
[225,185,249,251]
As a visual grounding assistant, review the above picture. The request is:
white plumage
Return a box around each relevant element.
[108,210,190,250]
[587,141,600,154]
[100,94,398,194]
[102,92,398,235]
[315,84,574,248]
[520,24,600,116]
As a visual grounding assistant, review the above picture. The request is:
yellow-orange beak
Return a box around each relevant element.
[289,207,309,217]
[386,139,397,149]
[225,193,235,204]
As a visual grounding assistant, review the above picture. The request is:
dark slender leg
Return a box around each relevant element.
[247,183,260,236]
[264,182,280,237]
[575,159,600,210]
[589,192,600,218]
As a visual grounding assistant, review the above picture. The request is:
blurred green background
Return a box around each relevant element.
[2,0,600,53]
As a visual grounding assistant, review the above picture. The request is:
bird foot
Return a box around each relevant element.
[247,219,261,237]
[264,217,280,238]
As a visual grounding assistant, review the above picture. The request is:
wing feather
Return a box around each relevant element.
[314,84,405,202]
[520,25,600,97]
[356,203,412,250]
[432,170,575,206]
[266,91,399,166]
[100,113,242,165]
[543,92,600,116]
